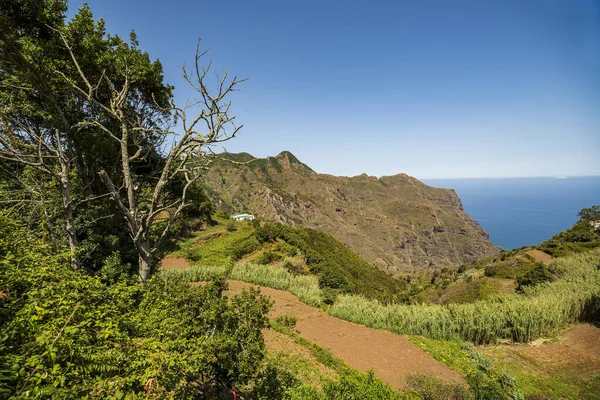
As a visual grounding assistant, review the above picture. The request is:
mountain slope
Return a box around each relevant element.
[205,151,499,274]
[174,217,406,303]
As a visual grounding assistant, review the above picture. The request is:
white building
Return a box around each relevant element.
[231,213,255,221]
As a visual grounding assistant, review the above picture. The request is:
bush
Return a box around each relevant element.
[0,214,273,398]
[406,374,474,399]
[230,235,261,260]
[256,250,282,265]
[516,262,553,293]
[275,315,297,328]
[215,210,231,219]
[226,220,237,232]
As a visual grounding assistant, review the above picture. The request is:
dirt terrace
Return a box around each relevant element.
[224,280,464,390]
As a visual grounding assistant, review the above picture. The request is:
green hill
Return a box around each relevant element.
[173,216,405,303]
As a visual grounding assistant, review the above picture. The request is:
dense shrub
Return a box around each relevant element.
[255,250,282,265]
[254,222,404,302]
[537,221,600,257]
[0,214,272,398]
[229,235,261,260]
[516,262,553,292]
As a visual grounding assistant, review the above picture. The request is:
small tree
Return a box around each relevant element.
[578,205,600,223]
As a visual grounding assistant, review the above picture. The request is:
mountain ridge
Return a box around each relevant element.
[205,151,500,274]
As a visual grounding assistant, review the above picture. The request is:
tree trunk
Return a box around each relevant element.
[137,239,152,282]
[59,173,80,271]
[58,150,80,271]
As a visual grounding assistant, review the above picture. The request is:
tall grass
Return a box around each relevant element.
[329,252,600,344]
[161,262,323,307]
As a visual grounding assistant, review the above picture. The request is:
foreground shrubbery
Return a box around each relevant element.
[330,251,600,344]
[0,215,271,398]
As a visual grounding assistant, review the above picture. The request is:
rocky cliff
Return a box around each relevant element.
[204,151,499,275]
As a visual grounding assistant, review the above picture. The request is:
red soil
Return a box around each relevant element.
[225,280,464,390]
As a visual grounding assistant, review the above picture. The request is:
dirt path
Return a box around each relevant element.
[225,280,464,390]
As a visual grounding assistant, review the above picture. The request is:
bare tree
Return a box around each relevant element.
[0,116,81,270]
[61,38,246,281]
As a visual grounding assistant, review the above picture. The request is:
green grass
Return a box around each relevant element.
[409,336,523,399]
[479,345,600,399]
[255,221,406,302]
[329,251,600,344]
[174,218,405,303]
[177,220,260,265]
[161,262,323,307]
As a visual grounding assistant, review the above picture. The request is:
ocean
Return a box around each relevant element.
[423,177,600,250]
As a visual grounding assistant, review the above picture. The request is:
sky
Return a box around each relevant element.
[67,0,600,179]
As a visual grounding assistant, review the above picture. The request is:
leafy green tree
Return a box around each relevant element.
[579,205,600,223]
[0,1,242,280]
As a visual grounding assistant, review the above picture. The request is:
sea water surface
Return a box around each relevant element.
[423,177,600,250]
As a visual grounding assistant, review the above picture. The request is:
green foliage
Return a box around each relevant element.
[0,214,272,398]
[215,210,231,219]
[439,278,500,305]
[405,374,474,399]
[321,370,404,399]
[256,250,282,265]
[226,220,237,232]
[578,205,600,223]
[516,262,553,293]
[484,257,532,279]
[329,252,600,344]
[178,222,260,265]
[255,221,404,302]
[537,221,600,257]
[98,251,133,285]
[275,315,297,328]
[162,262,323,307]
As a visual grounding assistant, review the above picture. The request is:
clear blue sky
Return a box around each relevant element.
[68,0,600,179]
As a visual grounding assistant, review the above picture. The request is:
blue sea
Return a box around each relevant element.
[423,177,600,250]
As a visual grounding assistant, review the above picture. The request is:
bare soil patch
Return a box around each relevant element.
[225,280,464,390]
[522,249,552,265]
[160,256,191,270]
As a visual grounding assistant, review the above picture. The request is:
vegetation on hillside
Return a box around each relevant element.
[1,212,488,399]
[329,250,600,344]
[0,213,273,398]
[203,151,500,274]
[173,217,406,303]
